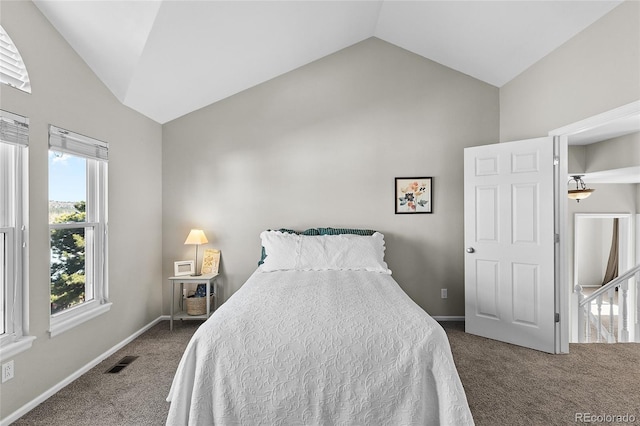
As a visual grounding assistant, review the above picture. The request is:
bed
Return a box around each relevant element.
[166,229,474,425]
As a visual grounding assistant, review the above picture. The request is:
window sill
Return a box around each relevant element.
[49,302,112,338]
[0,335,36,361]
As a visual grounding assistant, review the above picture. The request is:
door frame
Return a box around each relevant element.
[548,100,640,353]
[552,135,568,353]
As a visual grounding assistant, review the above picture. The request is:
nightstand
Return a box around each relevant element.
[168,273,218,330]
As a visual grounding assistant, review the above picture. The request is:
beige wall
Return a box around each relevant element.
[162,37,499,318]
[500,1,640,142]
[0,1,163,419]
[584,132,640,173]
[569,132,640,174]
[575,217,613,288]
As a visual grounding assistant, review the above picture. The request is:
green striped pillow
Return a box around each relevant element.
[317,227,376,236]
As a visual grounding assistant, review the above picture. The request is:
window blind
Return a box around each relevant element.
[0,25,31,94]
[49,125,108,161]
[0,110,29,147]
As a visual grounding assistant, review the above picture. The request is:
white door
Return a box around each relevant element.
[464,137,556,353]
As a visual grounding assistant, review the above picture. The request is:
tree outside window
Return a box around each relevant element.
[50,201,88,314]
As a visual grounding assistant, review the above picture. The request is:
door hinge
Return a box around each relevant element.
[554,233,560,243]
[555,313,560,323]
[553,155,559,166]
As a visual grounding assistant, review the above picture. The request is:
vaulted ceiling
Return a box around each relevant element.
[33,1,622,124]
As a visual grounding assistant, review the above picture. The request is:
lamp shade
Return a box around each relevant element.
[184,229,208,245]
[568,189,594,201]
[567,175,595,203]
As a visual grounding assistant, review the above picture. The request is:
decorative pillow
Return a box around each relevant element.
[258,231,300,270]
[259,230,391,274]
[317,227,376,236]
[258,228,320,265]
[258,227,376,265]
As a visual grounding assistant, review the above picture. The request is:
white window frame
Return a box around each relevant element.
[0,110,34,360]
[48,125,110,337]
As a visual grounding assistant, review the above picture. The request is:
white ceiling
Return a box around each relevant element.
[33,0,622,124]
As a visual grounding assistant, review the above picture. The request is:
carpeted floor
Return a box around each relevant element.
[442,322,640,426]
[12,320,640,425]
[13,320,200,426]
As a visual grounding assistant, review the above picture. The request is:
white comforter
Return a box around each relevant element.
[166,269,474,425]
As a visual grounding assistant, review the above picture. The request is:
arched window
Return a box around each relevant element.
[0,25,31,93]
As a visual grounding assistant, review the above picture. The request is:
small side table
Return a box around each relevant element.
[168,273,218,331]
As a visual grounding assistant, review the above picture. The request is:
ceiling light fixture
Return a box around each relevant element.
[568,175,594,202]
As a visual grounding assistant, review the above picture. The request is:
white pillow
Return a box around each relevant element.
[259,231,391,274]
[259,231,300,271]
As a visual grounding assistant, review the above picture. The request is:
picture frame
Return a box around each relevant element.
[395,177,433,214]
[201,249,221,275]
[174,260,195,276]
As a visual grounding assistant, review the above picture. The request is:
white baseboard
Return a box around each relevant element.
[1,316,167,426]
[432,316,465,321]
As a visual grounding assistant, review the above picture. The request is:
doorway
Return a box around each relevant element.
[549,100,640,351]
[573,213,634,342]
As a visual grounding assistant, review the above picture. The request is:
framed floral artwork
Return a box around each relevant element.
[395,177,433,214]
[201,249,221,275]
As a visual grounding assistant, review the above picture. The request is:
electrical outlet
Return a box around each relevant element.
[2,360,14,383]
[441,288,448,299]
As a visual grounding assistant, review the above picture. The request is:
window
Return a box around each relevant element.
[0,109,34,359]
[0,24,31,93]
[48,125,109,337]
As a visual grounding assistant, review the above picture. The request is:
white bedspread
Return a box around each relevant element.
[166,269,474,425]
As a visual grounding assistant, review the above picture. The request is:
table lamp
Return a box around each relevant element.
[184,229,208,276]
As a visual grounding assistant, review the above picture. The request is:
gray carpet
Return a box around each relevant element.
[442,322,640,426]
[13,320,200,426]
[13,320,640,425]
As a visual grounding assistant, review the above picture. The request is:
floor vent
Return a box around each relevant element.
[105,356,139,374]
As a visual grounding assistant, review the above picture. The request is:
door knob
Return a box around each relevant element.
[466,247,475,253]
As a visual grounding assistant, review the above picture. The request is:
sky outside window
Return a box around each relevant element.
[48,152,86,203]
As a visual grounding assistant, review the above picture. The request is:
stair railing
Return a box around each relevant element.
[575,263,640,343]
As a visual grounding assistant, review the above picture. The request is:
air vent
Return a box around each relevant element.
[105,355,138,374]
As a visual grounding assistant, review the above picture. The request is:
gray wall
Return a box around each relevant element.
[500,0,640,142]
[569,132,640,174]
[584,132,640,173]
[0,1,163,419]
[575,218,613,288]
[162,37,499,318]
